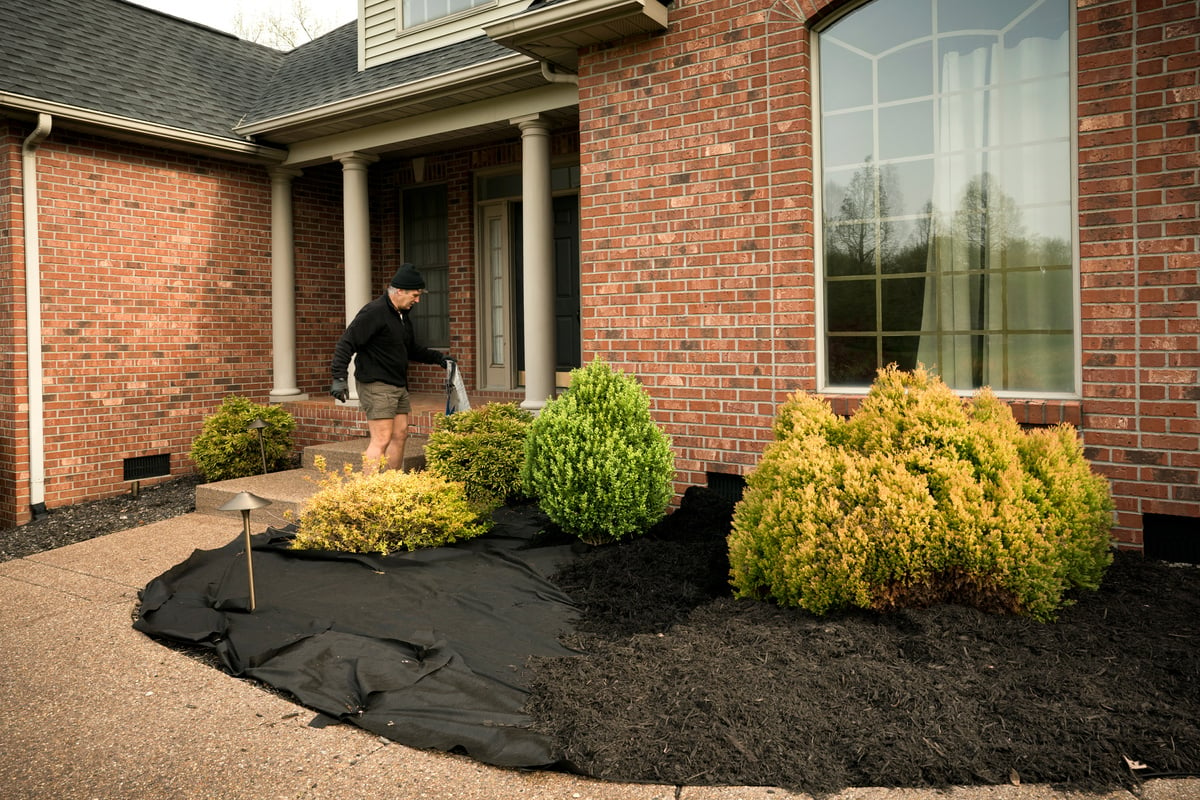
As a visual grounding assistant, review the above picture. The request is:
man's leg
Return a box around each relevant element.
[384,412,410,471]
[364,417,394,475]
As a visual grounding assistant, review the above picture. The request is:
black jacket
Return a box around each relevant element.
[330,293,445,387]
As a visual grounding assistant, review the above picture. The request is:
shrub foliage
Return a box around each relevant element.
[290,457,490,554]
[522,358,675,545]
[189,395,296,481]
[424,402,533,512]
[729,365,1114,621]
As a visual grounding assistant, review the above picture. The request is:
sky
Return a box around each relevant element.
[129,0,355,41]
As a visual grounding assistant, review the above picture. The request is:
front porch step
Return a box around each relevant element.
[194,435,428,524]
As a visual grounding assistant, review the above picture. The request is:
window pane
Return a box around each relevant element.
[829,337,878,384]
[403,0,490,28]
[822,110,875,169]
[878,101,933,160]
[402,185,450,347]
[879,41,933,103]
[881,277,926,331]
[827,280,877,332]
[820,0,1074,393]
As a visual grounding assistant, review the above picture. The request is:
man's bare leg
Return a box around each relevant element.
[384,412,410,471]
[364,417,395,475]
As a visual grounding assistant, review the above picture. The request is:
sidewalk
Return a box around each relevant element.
[0,512,1194,800]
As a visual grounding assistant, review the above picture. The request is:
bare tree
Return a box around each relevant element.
[234,1,343,49]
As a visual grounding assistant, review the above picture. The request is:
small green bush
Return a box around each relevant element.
[522,358,675,545]
[290,457,490,554]
[729,365,1114,621]
[424,403,533,513]
[189,396,296,481]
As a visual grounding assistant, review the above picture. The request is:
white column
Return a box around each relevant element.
[513,114,556,412]
[268,165,304,402]
[335,152,379,400]
[336,152,378,322]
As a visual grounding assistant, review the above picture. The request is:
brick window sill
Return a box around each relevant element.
[822,395,1082,427]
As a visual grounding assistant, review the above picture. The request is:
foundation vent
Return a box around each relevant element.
[706,472,746,506]
[1143,513,1200,565]
[123,453,171,482]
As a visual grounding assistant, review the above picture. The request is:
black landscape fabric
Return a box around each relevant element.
[133,506,580,768]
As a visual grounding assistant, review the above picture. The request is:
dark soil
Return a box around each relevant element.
[0,475,203,562]
[524,487,1200,797]
[6,480,1199,796]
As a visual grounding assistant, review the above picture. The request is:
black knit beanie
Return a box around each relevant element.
[390,263,425,290]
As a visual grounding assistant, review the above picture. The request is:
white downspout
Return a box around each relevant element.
[22,113,52,518]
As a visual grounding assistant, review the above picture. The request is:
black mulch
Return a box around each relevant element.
[7,479,1197,797]
[524,487,1200,797]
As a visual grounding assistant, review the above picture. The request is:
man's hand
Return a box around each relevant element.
[440,354,454,369]
[330,378,349,403]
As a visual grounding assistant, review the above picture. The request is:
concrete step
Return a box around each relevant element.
[194,436,428,524]
[300,435,427,474]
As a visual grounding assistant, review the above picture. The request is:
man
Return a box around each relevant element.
[330,263,450,473]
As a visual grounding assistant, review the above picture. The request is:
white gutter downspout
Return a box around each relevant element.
[22,113,51,518]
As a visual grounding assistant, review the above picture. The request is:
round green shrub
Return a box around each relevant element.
[521,358,675,546]
[290,457,490,554]
[425,402,534,512]
[189,395,296,481]
[729,365,1114,621]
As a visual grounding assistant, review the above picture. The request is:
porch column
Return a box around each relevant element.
[513,114,556,412]
[335,151,379,399]
[268,165,305,402]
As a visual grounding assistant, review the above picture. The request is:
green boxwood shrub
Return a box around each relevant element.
[290,457,490,554]
[728,365,1114,621]
[189,395,296,481]
[522,358,675,545]
[424,402,534,513]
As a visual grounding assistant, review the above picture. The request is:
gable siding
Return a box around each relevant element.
[362,0,529,69]
[576,0,1199,547]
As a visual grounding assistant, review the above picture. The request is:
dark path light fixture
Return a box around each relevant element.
[247,417,268,475]
[217,491,272,612]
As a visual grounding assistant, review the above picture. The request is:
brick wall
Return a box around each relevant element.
[578,0,813,493]
[1076,0,1200,544]
[1,124,26,524]
[578,0,1199,546]
[3,129,279,524]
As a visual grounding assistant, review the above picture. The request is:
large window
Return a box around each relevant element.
[819,0,1075,394]
[401,0,492,28]
[402,185,450,347]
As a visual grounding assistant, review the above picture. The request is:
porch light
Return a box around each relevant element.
[217,491,272,612]
[247,417,268,474]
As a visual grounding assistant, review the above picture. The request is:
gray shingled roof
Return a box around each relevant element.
[238,28,518,127]
[1,0,528,144]
[0,0,284,142]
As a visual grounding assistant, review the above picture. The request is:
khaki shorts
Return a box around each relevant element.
[357,381,412,420]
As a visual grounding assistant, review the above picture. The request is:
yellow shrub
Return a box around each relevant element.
[729,365,1114,621]
[290,457,490,555]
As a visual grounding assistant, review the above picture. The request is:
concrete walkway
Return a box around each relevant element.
[1,512,1195,800]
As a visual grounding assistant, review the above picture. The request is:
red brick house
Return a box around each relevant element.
[1,0,1196,556]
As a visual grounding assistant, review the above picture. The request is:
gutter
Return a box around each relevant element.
[1,92,286,163]
[22,113,52,519]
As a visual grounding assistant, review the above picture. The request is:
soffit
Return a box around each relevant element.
[485,0,669,71]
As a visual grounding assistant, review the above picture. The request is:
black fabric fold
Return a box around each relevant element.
[133,508,579,767]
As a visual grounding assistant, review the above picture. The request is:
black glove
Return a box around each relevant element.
[440,354,454,369]
[330,378,349,403]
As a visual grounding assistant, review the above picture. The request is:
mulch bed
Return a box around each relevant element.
[523,488,1200,797]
